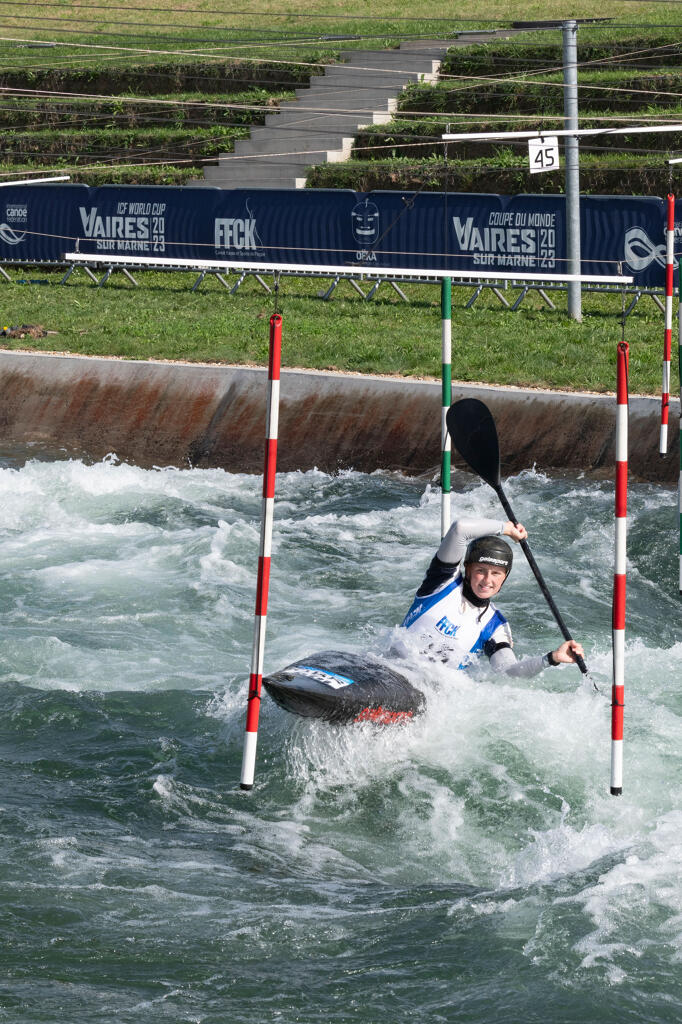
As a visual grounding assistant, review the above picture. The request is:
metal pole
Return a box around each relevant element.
[563,20,582,322]
[441,277,452,538]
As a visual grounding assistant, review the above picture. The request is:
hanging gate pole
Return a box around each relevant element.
[611,341,629,796]
[240,313,282,790]
[661,194,675,456]
[675,258,679,593]
[441,277,452,538]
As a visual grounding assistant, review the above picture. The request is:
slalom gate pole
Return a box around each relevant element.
[240,312,282,791]
[675,258,679,593]
[441,277,452,538]
[611,340,629,796]
[661,194,675,456]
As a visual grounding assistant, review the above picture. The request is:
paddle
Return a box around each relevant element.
[446,397,589,676]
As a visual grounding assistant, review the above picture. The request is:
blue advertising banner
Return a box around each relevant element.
[366,191,668,284]
[368,191,565,274]
[580,195,667,285]
[0,182,672,287]
[0,184,89,263]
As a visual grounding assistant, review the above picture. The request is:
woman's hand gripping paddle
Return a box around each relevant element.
[446,397,589,677]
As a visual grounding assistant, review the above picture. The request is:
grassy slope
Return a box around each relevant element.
[0,270,665,395]
[4,2,681,52]
[0,2,678,395]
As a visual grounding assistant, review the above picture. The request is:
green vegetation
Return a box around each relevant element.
[1,4,681,192]
[312,52,682,194]
[4,2,682,59]
[0,2,680,395]
[0,269,668,395]
[0,82,295,184]
[308,152,677,198]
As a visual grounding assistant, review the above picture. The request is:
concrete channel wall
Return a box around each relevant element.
[0,350,678,484]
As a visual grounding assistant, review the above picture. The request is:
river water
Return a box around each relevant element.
[0,450,680,1023]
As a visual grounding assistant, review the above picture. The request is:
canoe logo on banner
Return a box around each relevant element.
[289,666,356,689]
[624,226,679,272]
[1,203,28,246]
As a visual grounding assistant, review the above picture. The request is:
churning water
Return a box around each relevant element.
[0,449,680,1023]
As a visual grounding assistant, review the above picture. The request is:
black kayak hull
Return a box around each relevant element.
[263,650,426,725]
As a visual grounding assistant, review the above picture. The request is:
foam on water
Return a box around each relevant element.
[0,454,680,1020]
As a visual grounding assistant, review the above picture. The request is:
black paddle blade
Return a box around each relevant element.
[446,398,502,489]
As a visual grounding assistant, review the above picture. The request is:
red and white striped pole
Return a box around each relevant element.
[611,340,629,796]
[675,258,679,593]
[240,312,282,790]
[660,194,675,456]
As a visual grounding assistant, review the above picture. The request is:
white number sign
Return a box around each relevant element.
[528,136,560,174]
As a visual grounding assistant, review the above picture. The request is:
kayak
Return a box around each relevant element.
[263,649,426,725]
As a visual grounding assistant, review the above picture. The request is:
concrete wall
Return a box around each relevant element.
[0,350,677,483]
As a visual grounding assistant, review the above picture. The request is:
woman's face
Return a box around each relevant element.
[467,562,507,600]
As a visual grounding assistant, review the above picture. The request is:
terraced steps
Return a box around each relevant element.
[193,40,454,189]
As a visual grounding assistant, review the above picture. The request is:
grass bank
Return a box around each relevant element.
[6,2,681,61]
[0,269,670,396]
[4,8,681,192]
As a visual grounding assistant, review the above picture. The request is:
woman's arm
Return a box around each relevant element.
[489,639,585,678]
[435,516,508,565]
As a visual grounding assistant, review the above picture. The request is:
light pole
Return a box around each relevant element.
[563,19,582,322]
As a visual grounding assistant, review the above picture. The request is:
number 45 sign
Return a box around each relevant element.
[528,136,560,174]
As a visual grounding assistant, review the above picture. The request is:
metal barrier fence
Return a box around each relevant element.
[0,253,653,317]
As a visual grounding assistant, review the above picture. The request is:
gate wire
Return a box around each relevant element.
[272,270,281,315]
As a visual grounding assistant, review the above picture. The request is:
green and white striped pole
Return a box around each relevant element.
[441,277,452,538]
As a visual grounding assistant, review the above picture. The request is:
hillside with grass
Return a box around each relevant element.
[1,8,682,195]
[1,2,681,395]
[0,61,306,186]
[315,38,682,196]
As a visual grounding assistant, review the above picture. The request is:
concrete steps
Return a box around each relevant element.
[190,39,452,190]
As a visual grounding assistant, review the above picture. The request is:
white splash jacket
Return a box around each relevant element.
[402,517,551,678]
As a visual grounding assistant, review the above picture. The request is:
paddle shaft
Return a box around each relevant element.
[494,484,588,675]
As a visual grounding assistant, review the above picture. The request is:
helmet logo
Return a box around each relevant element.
[464,535,513,576]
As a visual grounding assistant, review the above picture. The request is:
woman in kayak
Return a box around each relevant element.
[402,516,584,676]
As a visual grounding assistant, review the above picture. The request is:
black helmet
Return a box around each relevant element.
[464,536,513,576]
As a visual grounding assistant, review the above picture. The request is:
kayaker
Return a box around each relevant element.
[401,516,584,676]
